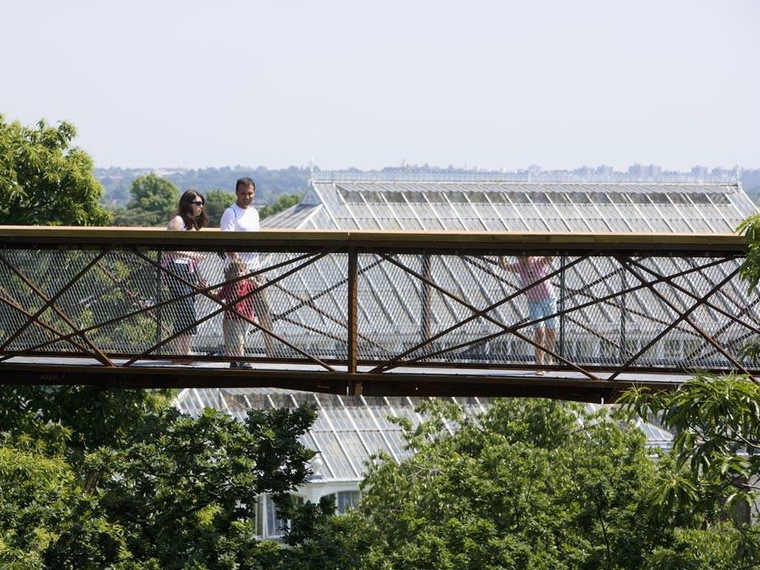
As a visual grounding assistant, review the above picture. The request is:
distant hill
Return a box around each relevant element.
[96,165,311,206]
[96,165,760,208]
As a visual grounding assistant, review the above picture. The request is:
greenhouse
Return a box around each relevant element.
[174,173,755,538]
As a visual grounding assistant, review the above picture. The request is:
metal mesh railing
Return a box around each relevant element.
[0,229,756,383]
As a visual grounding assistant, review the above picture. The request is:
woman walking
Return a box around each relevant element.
[165,190,209,364]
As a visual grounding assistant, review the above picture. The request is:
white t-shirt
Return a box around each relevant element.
[220,203,260,270]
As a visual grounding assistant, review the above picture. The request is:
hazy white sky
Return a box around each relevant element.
[2,0,758,171]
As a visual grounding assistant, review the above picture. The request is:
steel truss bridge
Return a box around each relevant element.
[0,227,755,403]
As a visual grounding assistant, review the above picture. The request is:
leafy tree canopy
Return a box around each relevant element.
[113,173,179,227]
[0,115,111,226]
[260,193,302,220]
[203,188,235,227]
[620,375,760,568]
[333,399,673,570]
[0,386,321,569]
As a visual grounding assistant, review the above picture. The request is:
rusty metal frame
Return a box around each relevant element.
[0,228,755,401]
[0,249,114,365]
[366,251,596,378]
[608,256,748,380]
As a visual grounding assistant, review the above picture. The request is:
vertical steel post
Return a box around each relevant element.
[157,248,164,356]
[559,254,565,360]
[421,254,431,342]
[348,247,360,394]
[620,260,627,364]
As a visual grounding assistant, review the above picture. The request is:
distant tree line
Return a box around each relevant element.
[107,172,303,227]
[97,165,311,209]
[97,165,760,209]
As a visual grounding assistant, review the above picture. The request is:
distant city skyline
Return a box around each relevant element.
[4,1,758,172]
[309,161,756,185]
[98,161,755,175]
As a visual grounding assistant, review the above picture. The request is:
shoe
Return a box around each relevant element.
[230,362,253,370]
[229,362,239,369]
[172,358,195,365]
[534,370,547,376]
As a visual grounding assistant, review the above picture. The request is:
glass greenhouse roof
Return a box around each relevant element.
[263,180,754,233]
[174,388,489,482]
[173,388,670,482]
[174,177,748,481]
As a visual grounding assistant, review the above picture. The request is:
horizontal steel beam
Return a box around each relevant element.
[0,362,675,404]
[0,227,747,256]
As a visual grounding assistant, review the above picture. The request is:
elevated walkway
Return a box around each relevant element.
[0,227,755,402]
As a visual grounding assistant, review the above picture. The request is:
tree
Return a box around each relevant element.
[620,375,760,568]
[0,437,80,568]
[260,193,302,220]
[737,214,760,360]
[55,406,317,569]
[333,399,670,570]
[0,115,111,226]
[0,119,327,566]
[0,385,322,568]
[204,188,235,227]
[0,386,168,568]
[115,173,179,227]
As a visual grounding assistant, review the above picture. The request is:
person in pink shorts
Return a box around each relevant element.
[499,256,557,375]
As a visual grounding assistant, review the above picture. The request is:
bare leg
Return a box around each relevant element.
[253,289,276,358]
[224,320,246,358]
[534,327,546,366]
[545,328,557,364]
[172,334,194,363]
[181,334,193,356]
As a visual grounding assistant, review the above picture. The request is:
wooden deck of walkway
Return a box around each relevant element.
[0,356,687,403]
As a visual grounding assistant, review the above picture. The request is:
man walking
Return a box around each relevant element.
[220,177,275,358]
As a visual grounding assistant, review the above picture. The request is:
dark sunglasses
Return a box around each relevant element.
[191,201,204,206]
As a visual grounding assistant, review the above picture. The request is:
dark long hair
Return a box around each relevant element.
[176,190,209,230]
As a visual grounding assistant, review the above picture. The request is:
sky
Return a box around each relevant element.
[2,0,759,172]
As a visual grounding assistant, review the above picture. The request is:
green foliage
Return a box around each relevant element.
[737,215,760,361]
[204,188,235,227]
[260,193,302,220]
[0,115,111,226]
[737,213,760,290]
[0,387,172,478]
[66,406,317,569]
[97,165,311,209]
[337,399,666,570]
[644,526,746,570]
[113,173,179,227]
[263,495,361,570]
[0,385,324,568]
[0,444,78,568]
[619,374,760,567]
